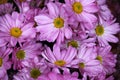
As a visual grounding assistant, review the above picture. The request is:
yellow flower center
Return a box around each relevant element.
[10,27,22,38]
[67,40,78,48]
[30,68,41,79]
[72,2,83,14]
[79,62,85,68]
[0,58,3,67]
[0,0,7,4]
[54,60,66,67]
[16,50,25,60]
[96,55,103,63]
[53,17,64,28]
[95,25,104,36]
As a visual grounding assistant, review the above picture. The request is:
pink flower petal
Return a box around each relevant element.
[22,28,36,39]
[21,23,34,31]
[53,44,61,60]
[103,34,118,43]
[83,3,98,13]
[81,0,96,6]
[80,12,97,23]
[10,37,17,46]
[47,2,59,18]
[35,14,53,25]
[36,23,54,32]
[65,28,72,39]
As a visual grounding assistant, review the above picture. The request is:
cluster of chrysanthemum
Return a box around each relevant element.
[0,0,119,80]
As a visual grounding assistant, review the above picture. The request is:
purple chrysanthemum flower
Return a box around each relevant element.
[72,44,102,77]
[88,16,120,46]
[0,12,36,47]
[14,57,49,80]
[42,44,77,70]
[35,2,72,44]
[12,41,42,70]
[64,0,98,28]
[95,46,117,74]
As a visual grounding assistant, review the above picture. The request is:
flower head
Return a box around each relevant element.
[88,16,120,46]
[65,0,98,29]
[12,41,42,70]
[0,12,36,47]
[35,2,72,44]
[42,44,77,70]
[14,57,49,80]
[96,46,117,74]
[73,44,102,77]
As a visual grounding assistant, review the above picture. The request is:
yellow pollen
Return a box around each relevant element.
[16,50,25,60]
[67,40,78,48]
[72,2,83,14]
[53,17,64,28]
[95,25,104,36]
[0,58,3,67]
[10,27,22,38]
[30,68,41,79]
[0,0,7,4]
[96,55,103,63]
[54,60,66,67]
[79,62,85,68]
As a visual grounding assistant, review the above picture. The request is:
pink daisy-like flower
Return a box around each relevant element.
[0,12,36,47]
[64,0,98,28]
[14,57,49,80]
[88,16,120,46]
[72,44,102,77]
[95,46,117,74]
[42,44,77,70]
[12,41,42,70]
[0,46,12,79]
[34,2,72,44]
